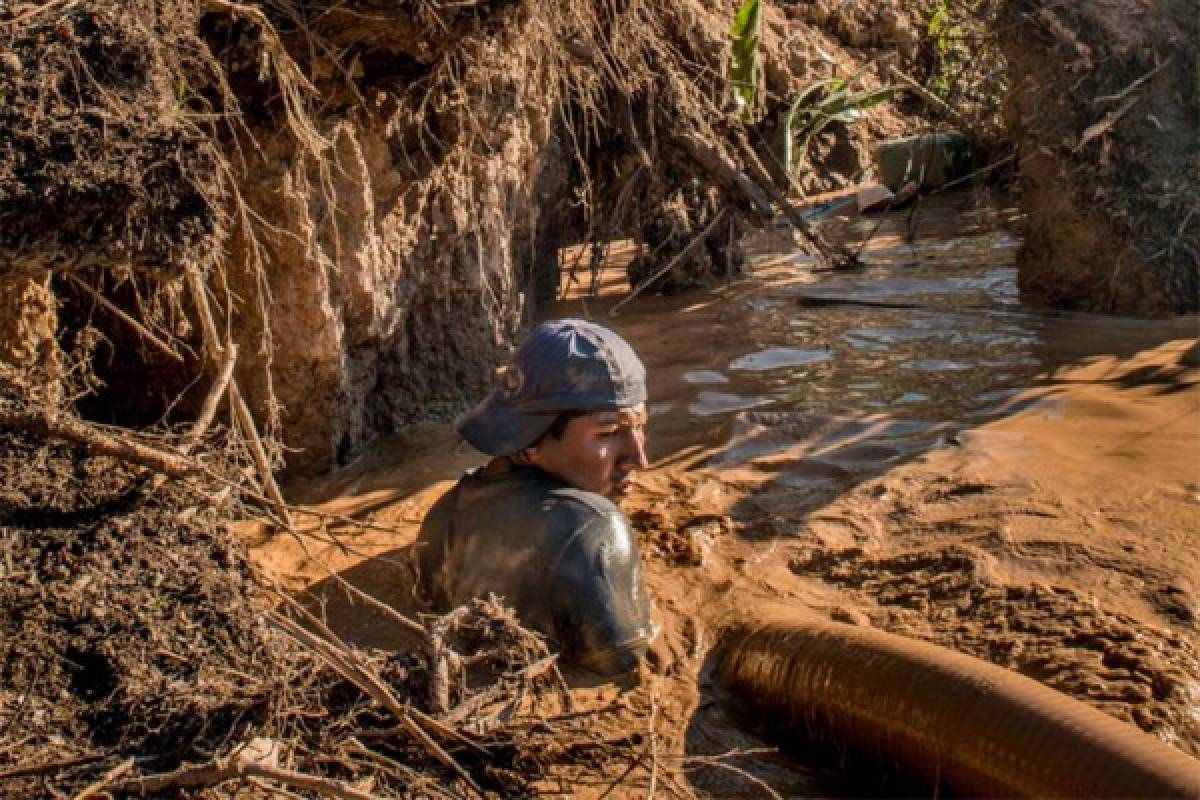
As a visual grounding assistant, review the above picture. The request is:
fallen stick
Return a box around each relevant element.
[274,604,473,758]
[0,406,202,478]
[610,211,725,316]
[184,342,238,453]
[279,601,479,762]
[331,575,429,642]
[0,754,106,781]
[732,135,843,264]
[1092,58,1171,107]
[72,756,134,800]
[114,755,380,800]
[677,132,774,220]
[888,66,973,132]
[68,276,185,364]
[229,383,294,527]
[1074,93,1141,153]
[184,270,293,527]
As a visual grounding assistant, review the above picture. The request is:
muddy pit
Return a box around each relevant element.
[250,190,1200,796]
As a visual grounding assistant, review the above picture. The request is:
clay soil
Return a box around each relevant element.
[999,0,1199,315]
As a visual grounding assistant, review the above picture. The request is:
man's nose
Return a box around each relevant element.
[621,429,649,470]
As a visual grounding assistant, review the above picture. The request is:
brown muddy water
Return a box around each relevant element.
[270,189,1200,798]
[562,192,1193,467]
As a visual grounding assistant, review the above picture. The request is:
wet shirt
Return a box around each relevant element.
[414,466,653,674]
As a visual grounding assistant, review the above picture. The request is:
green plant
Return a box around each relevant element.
[728,0,762,119]
[772,75,894,175]
[924,0,957,95]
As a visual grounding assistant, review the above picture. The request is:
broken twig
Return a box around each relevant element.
[115,755,380,800]
[72,757,135,800]
[68,275,185,364]
[1075,94,1141,152]
[184,342,238,453]
[0,754,106,782]
[185,270,293,527]
[268,611,484,796]
[0,406,202,478]
[732,134,844,264]
[888,66,972,131]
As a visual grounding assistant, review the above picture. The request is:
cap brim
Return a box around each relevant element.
[455,393,559,456]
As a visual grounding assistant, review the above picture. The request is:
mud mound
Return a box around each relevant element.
[790,543,1200,755]
[0,431,289,787]
[999,0,1199,314]
[0,0,222,273]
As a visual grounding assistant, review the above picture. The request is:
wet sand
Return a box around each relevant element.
[245,194,1200,795]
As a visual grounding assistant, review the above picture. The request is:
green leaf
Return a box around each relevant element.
[729,0,762,119]
[778,76,896,175]
[849,86,896,110]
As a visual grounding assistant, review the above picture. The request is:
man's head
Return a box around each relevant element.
[456,319,649,498]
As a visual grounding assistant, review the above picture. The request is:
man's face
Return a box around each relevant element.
[527,405,649,499]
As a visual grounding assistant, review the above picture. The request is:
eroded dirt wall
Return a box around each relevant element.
[999,0,1199,315]
[230,103,563,474]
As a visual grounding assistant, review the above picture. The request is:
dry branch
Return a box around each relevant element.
[0,754,106,781]
[268,611,484,796]
[72,757,134,800]
[114,754,381,800]
[185,270,293,527]
[67,275,185,364]
[185,342,238,452]
[888,66,973,132]
[677,132,774,220]
[732,135,842,263]
[0,406,202,478]
[1074,94,1141,153]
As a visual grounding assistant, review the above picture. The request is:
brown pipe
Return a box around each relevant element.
[719,611,1200,798]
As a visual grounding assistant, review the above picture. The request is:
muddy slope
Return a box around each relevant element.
[999,0,1200,315]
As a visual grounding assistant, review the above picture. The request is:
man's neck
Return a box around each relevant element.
[480,453,531,477]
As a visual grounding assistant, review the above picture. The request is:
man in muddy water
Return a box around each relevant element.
[414,318,656,675]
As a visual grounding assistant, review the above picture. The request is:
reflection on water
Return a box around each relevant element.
[549,191,1198,464]
[689,391,774,417]
[729,346,832,371]
[682,369,730,385]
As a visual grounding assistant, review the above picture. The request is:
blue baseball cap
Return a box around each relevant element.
[457,319,647,456]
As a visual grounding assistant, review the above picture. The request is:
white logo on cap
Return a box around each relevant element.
[495,364,524,400]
